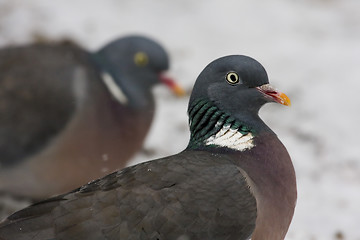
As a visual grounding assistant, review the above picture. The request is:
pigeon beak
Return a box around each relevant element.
[159,74,185,97]
[256,84,291,106]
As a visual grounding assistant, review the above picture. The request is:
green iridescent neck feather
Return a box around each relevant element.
[187,99,255,150]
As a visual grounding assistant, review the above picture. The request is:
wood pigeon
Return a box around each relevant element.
[0,55,296,240]
[0,36,184,199]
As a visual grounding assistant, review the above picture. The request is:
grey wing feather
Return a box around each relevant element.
[0,43,92,167]
[0,151,257,240]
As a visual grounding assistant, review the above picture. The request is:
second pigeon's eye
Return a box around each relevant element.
[134,52,149,66]
[226,72,240,85]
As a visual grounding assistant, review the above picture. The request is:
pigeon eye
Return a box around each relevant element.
[226,72,239,85]
[134,52,149,66]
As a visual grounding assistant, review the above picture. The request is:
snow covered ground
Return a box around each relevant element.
[0,0,359,239]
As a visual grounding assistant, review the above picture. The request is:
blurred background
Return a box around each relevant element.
[0,0,359,239]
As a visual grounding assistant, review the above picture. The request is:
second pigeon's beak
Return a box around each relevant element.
[159,74,185,97]
[256,84,291,106]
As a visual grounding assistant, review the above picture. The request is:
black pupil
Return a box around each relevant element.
[230,74,237,82]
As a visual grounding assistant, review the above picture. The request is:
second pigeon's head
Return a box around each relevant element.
[95,35,183,107]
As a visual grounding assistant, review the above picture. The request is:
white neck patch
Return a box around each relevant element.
[101,72,128,105]
[204,123,255,151]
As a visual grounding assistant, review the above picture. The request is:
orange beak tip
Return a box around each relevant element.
[173,86,186,97]
[279,92,291,106]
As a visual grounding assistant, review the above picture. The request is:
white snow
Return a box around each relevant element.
[1,0,359,239]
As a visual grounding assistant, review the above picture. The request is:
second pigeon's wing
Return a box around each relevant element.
[0,43,92,167]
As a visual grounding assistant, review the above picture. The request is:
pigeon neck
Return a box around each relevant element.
[91,53,154,110]
[187,99,268,151]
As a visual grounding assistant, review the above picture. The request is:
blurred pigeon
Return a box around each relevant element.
[0,36,184,199]
[0,55,296,240]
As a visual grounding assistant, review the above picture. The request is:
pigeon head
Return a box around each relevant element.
[189,55,290,114]
[188,55,290,150]
[94,36,183,108]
